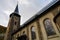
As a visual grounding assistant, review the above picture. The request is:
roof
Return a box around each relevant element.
[10,13,20,17]
[10,4,20,17]
[12,0,60,35]
[14,4,19,14]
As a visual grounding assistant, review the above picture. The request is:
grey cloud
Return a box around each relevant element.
[0,0,17,26]
[19,0,53,24]
[0,12,9,27]
[0,0,54,26]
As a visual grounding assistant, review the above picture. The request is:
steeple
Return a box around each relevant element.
[4,2,21,40]
[14,4,19,14]
[10,4,20,17]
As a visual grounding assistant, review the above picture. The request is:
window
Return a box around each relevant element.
[54,13,60,32]
[15,22,17,25]
[23,31,25,34]
[44,19,56,36]
[31,27,36,40]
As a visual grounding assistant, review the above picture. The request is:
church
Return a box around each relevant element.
[4,0,60,40]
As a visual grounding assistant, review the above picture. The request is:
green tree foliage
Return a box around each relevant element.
[0,25,7,40]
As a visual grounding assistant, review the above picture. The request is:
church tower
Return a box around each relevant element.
[4,4,21,40]
[10,4,20,32]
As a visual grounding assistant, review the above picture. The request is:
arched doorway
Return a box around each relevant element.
[17,35,28,40]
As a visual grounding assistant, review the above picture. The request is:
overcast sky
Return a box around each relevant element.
[0,0,56,27]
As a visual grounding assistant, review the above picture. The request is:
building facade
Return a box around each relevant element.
[4,0,60,40]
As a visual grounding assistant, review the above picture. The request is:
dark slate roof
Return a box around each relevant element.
[12,0,60,35]
[10,13,20,17]
[10,4,20,17]
[14,4,19,14]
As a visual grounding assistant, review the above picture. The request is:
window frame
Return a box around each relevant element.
[43,18,57,38]
[31,26,36,40]
[54,14,60,33]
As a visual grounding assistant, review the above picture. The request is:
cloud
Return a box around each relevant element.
[4,10,13,16]
[18,0,53,25]
[19,0,30,6]
[0,11,8,27]
[0,0,17,27]
[0,0,55,27]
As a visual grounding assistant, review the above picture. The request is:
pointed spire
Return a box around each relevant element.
[14,4,19,14]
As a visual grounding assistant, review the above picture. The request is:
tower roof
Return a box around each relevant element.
[10,4,20,17]
[14,4,19,14]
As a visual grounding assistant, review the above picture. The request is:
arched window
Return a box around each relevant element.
[23,31,25,34]
[31,27,36,40]
[54,13,60,32]
[44,19,56,36]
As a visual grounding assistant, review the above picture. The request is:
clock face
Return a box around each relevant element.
[14,16,20,24]
[14,16,19,21]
